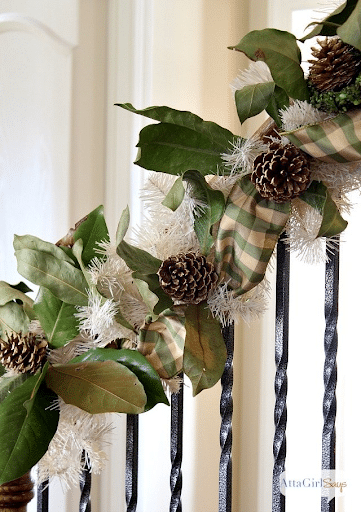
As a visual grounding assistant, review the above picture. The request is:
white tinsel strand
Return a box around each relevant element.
[38,401,112,489]
[231,60,273,94]
[285,199,330,264]
[280,100,330,132]
[207,279,270,326]
[140,172,177,216]
[310,160,361,204]
[75,290,134,348]
[221,137,268,176]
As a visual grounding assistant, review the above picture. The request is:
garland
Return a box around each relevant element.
[1,0,361,488]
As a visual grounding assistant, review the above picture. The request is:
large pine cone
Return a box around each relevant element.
[308,37,361,92]
[251,142,311,203]
[0,333,48,374]
[158,253,218,304]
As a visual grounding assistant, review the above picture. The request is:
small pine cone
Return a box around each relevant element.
[251,142,311,203]
[158,253,218,304]
[0,333,48,374]
[308,37,361,92]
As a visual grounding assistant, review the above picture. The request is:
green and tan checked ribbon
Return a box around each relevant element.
[284,109,361,163]
[138,309,185,379]
[215,176,290,296]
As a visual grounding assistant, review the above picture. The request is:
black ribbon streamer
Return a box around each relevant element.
[79,451,91,512]
[321,243,339,512]
[272,235,290,512]
[37,479,49,512]
[219,323,234,512]
[170,378,184,512]
[125,414,139,512]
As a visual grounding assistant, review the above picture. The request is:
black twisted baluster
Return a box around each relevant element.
[321,242,339,512]
[219,323,234,512]
[272,235,290,512]
[126,414,139,512]
[37,479,49,512]
[79,451,91,512]
[170,377,183,512]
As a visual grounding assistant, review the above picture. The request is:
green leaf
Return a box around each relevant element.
[117,104,235,148]
[0,281,34,320]
[133,272,173,317]
[115,206,130,246]
[0,302,30,338]
[0,373,28,404]
[73,205,109,267]
[8,282,32,294]
[70,348,169,411]
[300,0,358,40]
[116,240,162,274]
[161,177,185,211]
[235,82,275,124]
[33,288,79,349]
[0,369,59,485]
[116,104,236,176]
[265,85,290,127]
[300,181,348,237]
[45,360,147,414]
[183,170,225,255]
[183,303,227,396]
[14,248,88,306]
[230,29,309,101]
[337,0,361,50]
[13,235,76,266]
[72,239,94,289]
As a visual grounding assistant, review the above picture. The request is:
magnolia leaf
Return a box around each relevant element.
[116,206,130,246]
[337,0,361,50]
[230,29,309,101]
[300,181,348,237]
[116,105,236,176]
[72,239,94,289]
[133,272,173,317]
[33,288,79,349]
[117,104,235,148]
[0,281,34,308]
[0,302,30,338]
[300,0,357,41]
[183,303,226,396]
[0,373,28,404]
[73,205,109,267]
[183,170,225,255]
[45,360,147,414]
[13,235,75,266]
[162,177,185,211]
[138,309,186,379]
[265,85,290,127]
[117,240,162,274]
[70,348,169,411]
[15,248,88,306]
[9,282,32,294]
[235,82,275,124]
[0,369,59,485]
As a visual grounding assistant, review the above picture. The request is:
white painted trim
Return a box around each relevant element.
[0,12,75,53]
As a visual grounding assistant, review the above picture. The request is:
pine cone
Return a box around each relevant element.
[0,333,48,374]
[158,253,218,304]
[251,142,311,203]
[308,37,361,92]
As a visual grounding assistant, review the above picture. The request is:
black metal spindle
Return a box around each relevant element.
[219,323,234,512]
[272,235,290,512]
[125,414,139,512]
[321,243,339,512]
[170,378,183,512]
[37,479,49,512]
[79,451,91,512]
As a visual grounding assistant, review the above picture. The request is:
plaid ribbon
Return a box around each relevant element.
[215,176,290,296]
[138,309,185,379]
[284,109,361,163]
